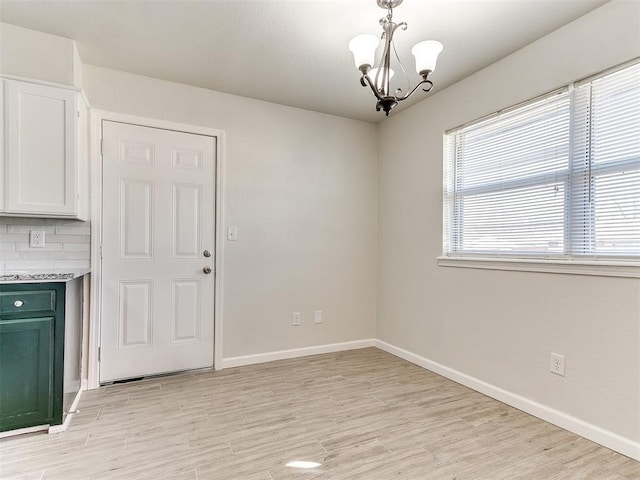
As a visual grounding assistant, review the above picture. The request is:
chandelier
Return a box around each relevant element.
[348,0,443,116]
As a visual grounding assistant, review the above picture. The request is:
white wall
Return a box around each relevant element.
[377,0,640,452]
[83,65,378,360]
[0,22,79,87]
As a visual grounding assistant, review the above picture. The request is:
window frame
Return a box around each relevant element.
[440,61,640,278]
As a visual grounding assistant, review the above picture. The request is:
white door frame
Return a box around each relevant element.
[88,110,225,389]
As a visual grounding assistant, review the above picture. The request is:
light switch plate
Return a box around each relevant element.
[227,226,238,241]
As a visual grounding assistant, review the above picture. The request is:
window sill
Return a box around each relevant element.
[437,256,640,278]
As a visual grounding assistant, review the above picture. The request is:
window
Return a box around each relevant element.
[443,61,640,271]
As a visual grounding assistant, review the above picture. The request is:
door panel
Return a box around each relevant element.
[172,184,201,258]
[100,121,216,382]
[118,280,153,349]
[120,179,153,258]
[170,279,201,343]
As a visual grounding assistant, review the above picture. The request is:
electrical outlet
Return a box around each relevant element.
[314,310,322,324]
[30,230,45,248]
[292,312,301,326]
[550,353,565,376]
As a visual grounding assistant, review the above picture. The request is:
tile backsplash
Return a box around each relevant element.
[0,217,91,271]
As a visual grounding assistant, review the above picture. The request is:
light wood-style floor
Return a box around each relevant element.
[1,348,638,479]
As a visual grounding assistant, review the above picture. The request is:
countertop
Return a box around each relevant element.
[0,269,91,283]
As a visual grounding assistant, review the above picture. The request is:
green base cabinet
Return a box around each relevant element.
[0,284,65,432]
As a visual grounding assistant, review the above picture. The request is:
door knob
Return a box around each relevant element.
[203,249,212,258]
[203,266,212,274]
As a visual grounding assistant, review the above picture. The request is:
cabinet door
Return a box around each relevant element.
[0,316,54,431]
[0,80,5,212]
[5,80,78,216]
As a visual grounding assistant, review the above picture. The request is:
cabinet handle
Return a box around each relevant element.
[13,300,24,308]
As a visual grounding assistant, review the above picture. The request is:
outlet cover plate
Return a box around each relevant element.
[292,312,301,326]
[550,353,565,376]
[30,230,45,248]
[314,310,322,324]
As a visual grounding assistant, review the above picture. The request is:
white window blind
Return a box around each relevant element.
[444,61,640,260]
[571,64,640,256]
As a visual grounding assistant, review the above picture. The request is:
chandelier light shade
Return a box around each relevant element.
[411,40,444,76]
[349,0,443,116]
[348,34,380,70]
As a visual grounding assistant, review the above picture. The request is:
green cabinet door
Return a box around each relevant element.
[0,316,54,431]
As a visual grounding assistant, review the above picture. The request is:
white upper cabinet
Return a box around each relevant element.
[1,78,88,219]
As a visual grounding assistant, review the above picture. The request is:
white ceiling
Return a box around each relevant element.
[0,0,609,123]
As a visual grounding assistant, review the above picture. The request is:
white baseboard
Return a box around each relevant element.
[218,337,639,460]
[220,338,376,369]
[374,339,640,461]
[48,388,83,434]
[0,424,49,439]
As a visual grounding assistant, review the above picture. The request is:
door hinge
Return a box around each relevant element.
[100,139,104,156]
[77,110,80,118]
[98,347,101,362]
[99,244,103,259]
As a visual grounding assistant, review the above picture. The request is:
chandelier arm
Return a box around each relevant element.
[360,73,387,102]
[376,12,406,97]
[389,21,407,36]
[381,22,407,69]
[377,37,392,96]
[391,31,410,97]
[394,77,434,102]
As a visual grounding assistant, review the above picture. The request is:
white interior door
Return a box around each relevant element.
[100,121,216,382]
